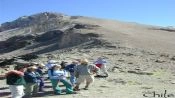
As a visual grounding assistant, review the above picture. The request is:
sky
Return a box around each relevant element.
[0,0,174,26]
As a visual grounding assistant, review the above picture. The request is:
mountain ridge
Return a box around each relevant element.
[0,12,175,59]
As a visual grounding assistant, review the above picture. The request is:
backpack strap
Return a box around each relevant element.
[49,69,55,76]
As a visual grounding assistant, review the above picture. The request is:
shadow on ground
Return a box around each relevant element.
[0,92,11,97]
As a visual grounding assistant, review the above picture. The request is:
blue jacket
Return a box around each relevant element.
[64,64,76,73]
[36,68,43,76]
[48,69,67,80]
[24,72,40,83]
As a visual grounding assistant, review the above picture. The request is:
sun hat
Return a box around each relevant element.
[31,62,39,65]
[38,63,45,67]
[53,64,61,68]
[30,66,38,69]
[72,60,79,64]
[81,59,89,64]
[48,60,58,64]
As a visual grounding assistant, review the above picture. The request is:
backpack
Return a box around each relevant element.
[49,69,55,76]
[6,73,20,85]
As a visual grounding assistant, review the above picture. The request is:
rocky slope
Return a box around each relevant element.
[0,12,103,59]
[1,12,175,57]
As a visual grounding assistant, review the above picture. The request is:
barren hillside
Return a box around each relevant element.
[0,12,175,59]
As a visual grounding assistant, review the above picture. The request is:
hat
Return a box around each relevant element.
[81,59,89,64]
[75,59,81,62]
[72,60,79,64]
[48,60,58,64]
[38,63,45,67]
[30,66,38,69]
[53,64,61,68]
[31,62,39,65]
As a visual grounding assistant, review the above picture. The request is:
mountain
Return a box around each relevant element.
[0,12,175,59]
[1,12,175,98]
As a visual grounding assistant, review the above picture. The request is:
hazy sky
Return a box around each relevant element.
[0,0,174,26]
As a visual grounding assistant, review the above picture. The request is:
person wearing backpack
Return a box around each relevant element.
[24,66,40,97]
[48,64,76,95]
[35,63,45,92]
[94,57,108,77]
[64,61,79,87]
[45,60,58,69]
[74,59,99,91]
[6,65,26,98]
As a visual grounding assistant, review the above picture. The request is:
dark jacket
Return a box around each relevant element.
[64,64,76,73]
[24,72,40,83]
[6,73,26,85]
[36,68,44,76]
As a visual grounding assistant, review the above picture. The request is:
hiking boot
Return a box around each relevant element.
[67,91,77,94]
[84,86,89,90]
[54,92,63,95]
[83,88,88,90]
[54,90,62,95]
[73,86,80,91]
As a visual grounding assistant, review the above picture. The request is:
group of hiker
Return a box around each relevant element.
[5,57,108,98]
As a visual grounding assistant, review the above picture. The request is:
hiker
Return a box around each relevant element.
[6,65,26,98]
[48,64,76,95]
[64,60,79,86]
[60,61,68,69]
[24,66,40,97]
[74,59,99,91]
[94,57,108,77]
[46,60,58,69]
[36,63,45,92]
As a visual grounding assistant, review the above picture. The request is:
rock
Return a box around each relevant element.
[127,81,142,85]
[19,54,38,61]
[107,53,118,56]
[135,68,141,70]
[122,53,134,56]
[4,68,8,71]
[0,12,66,31]
[0,12,104,56]
[73,23,100,29]
[81,94,89,97]
[148,52,156,55]
[154,27,175,32]
[0,58,15,67]
[13,59,30,66]
[99,85,110,88]
[127,70,153,75]
[118,59,125,62]
[171,56,175,61]
[114,78,126,84]
[141,87,153,89]
[170,80,175,84]
[110,66,123,73]
[99,90,105,93]
[155,59,166,63]
[105,45,117,48]
[108,78,126,85]
[160,53,169,57]
[128,62,133,64]
[0,35,34,53]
